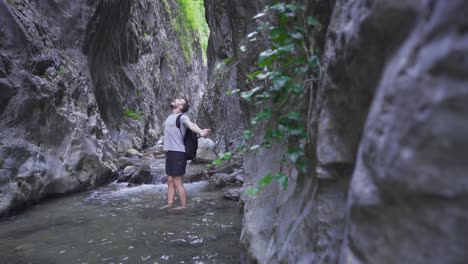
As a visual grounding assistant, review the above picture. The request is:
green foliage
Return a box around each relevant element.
[209,152,233,167]
[124,108,144,120]
[165,0,209,63]
[57,66,66,75]
[227,2,322,195]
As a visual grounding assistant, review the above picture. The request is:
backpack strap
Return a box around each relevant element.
[175,114,184,136]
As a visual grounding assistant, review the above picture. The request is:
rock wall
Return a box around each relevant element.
[343,1,468,263]
[0,0,206,216]
[203,0,468,263]
[198,0,273,152]
[84,0,206,151]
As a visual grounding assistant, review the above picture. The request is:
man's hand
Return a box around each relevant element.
[200,129,211,137]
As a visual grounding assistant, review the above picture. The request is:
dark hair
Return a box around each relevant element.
[181,98,190,113]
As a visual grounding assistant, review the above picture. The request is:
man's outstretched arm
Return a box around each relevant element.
[184,120,210,137]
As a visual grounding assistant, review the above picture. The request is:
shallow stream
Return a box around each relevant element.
[0,181,241,263]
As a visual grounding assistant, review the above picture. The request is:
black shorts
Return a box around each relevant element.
[166,151,187,176]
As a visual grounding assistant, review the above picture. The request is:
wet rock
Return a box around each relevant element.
[224,188,242,201]
[128,166,152,186]
[194,137,217,163]
[117,166,137,183]
[231,169,244,184]
[125,149,142,158]
[207,162,239,175]
[117,157,139,170]
[0,79,14,111]
[142,144,165,157]
[209,172,237,190]
[184,171,209,183]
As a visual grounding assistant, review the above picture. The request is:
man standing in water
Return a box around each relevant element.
[161,98,210,210]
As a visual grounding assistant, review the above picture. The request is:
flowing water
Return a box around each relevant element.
[0,182,241,263]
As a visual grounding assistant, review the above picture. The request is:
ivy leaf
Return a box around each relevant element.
[269,27,284,40]
[294,66,308,74]
[307,16,321,27]
[269,3,286,12]
[288,125,307,138]
[294,25,306,33]
[259,49,277,58]
[286,4,304,12]
[258,173,273,187]
[246,187,259,196]
[250,145,261,151]
[247,70,263,80]
[258,49,277,66]
[251,109,271,125]
[235,145,247,153]
[264,128,284,141]
[309,55,319,67]
[287,111,301,121]
[287,148,304,163]
[290,83,304,95]
[291,32,303,39]
[247,31,258,39]
[295,159,307,173]
[258,49,278,67]
[253,12,266,19]
[255,92,271,100]
[277,44,295,54]
[226,89,240,95]
[222,152,233,160]
[240,86,263,101]
[243,130,253,140]
[274,172,288,190]
[272,76,291,91]
[256,71,272,80]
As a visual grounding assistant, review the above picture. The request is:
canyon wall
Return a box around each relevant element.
[0,0,206,216]
[203,0,468,263]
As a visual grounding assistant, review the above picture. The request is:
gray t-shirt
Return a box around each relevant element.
[163,113,191,152]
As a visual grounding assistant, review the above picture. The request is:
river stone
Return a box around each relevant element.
[117,166,138,183]
[230,169,244,184]
[125,149,142,158]
[224,188,242,201]
[117,157,139,170]
[208,173,238,190]
[128,166,152,186]
[194,137,217,163]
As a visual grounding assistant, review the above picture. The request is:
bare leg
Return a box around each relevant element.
[173,177,187,208]
[160,176,174,209]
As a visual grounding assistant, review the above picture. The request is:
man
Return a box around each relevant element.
[161,98,210,210]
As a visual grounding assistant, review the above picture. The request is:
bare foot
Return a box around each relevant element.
[170,206,187,211]
[159,204,173,210]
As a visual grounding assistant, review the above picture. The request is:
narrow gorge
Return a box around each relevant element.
[0,0,467,263]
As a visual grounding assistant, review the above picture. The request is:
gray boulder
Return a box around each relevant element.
[224,188,242,201]
[117,157,140,170]
[128,166,152,186]
[194,137,217,163]
[125,149,142,158]
[231,169,244,184]
[209,172,238,190]
[117,166,138,183]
